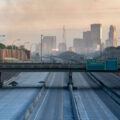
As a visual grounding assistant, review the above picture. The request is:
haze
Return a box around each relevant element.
[0,0,120,48]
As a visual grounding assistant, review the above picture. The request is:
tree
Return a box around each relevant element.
[6,45,12,49]
[7,45,19,50]
[0,43,6,49]
[116,46,120,50]
[105,46,116,52]
[19,45,28,51]
[6,45,28,51]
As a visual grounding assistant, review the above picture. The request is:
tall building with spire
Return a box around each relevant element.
[63,26,66,45]
[109,25,117,47]
[59,26,67,52]
[106,25,117,48]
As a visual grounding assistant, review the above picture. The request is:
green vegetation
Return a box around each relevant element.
[6,45,19,50]
[105,46,120,51]
[105,46,116,51]
[6,45,28,51]
[19,45,28,51]
[0,43,6,49]
[95,46,120,60]
[0,43,29,51]
[116,46,120,50]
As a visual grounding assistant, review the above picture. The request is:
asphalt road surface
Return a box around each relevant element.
[73,72,120,120]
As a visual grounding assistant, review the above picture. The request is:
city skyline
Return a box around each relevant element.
[0,24,120,51]
[0,0,120,48]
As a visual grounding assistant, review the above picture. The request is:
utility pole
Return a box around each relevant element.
[41,35,43,63]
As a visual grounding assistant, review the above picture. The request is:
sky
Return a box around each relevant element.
[0,0,120,49]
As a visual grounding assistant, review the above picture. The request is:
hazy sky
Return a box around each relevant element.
[0,0,120,48]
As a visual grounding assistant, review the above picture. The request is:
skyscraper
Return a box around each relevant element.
[63,26,66,45]
[73,38,84,53]
[83,31,91,53]
[58,26,67,52]
[91,24,102,49]
[109,25,117,47]
[42,36,56,55]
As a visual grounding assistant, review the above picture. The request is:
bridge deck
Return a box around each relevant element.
[0,63,119,72]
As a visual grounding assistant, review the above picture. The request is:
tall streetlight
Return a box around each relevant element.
[41,35,43,62]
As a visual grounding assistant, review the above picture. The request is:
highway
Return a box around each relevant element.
[28,72,74,120]
[0,72,120,120]
[91,72,120,88]
[91,72,120,96]
[73,73,120,120]
[0,72,49,120]
[4,72,49,87]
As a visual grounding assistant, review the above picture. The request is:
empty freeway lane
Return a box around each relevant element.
[73,72,120,120]
[0,72,120,120]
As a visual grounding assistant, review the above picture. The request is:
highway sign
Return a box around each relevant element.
[87,59,105,71]
[105,58,118,70]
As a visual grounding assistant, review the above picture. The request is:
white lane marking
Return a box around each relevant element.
[33,73,56,120]
[76,91,90,120]
[73,73,90,88]
[89,90,118,120]
[78,73,90,87]
[79,73,118,120]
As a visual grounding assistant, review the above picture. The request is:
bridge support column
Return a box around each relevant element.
[0,72,2,88]
[68,71,73,85]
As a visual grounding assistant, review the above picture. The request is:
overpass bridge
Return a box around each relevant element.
[0,63,119,72]
[0,63,119,88]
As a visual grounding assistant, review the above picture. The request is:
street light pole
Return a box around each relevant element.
[41,35,43,63]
